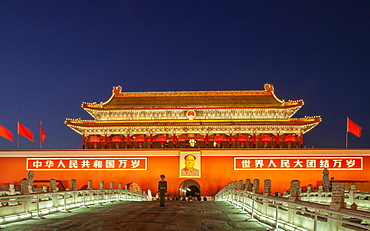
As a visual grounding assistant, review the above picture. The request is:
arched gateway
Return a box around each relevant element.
[179,179,201,197]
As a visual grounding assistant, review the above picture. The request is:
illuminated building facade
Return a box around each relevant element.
[1,87,369,198]
[65,84,321,149]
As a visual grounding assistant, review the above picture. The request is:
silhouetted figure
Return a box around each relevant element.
[203,196,207,201]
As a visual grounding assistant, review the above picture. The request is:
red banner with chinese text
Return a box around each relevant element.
[27,158,147,170]
[234,157,362,170]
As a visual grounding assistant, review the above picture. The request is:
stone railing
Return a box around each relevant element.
[299,188,370,211]
[216,180,370,231]
[0,180,147,225]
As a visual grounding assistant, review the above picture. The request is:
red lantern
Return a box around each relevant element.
[260,135,272,142]
[112,136,123,149]
[214,135,224,143]
[135,136,146,144]
[237,136,248,143]
[112,136,123,143]
[284,135,295,143]
[157,136,167,144]
[213,135,224,147]
[89,136,100,149]
[237,135,248,147]
[260,135,272,148]
[157,136,167,148]
[135,136,146,148]
[284,135,295,148]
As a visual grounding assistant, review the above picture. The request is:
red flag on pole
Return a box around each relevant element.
[40,123,46,146]
[18,122,35,142]
[347,118,362,137]
[0,125,13,141]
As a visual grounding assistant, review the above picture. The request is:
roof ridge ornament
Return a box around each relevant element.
[113,86,122,95]
[264,83,274,92]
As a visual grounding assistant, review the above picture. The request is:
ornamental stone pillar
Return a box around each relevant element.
[238,180,244,190]
[349,184,356,205]
[20,179,29,195]
[50,179,57,192]
[9,184,15,195]
[245,179,252,191]
[252,179,259,193]
[118,183,122,190]
[71,179,77,191]
[110,182,114,189]
[289,180,300,202]
[322,168,330,192]
[100,181,105,190]
[264,179,271,196]
[330,181,346,210]
[307,184,312,199]
[87,180,93,190]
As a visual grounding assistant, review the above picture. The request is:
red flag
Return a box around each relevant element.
[347,118,362,137]
[18,122,34,142]
[0,125,13,141]
[40,124,46,145]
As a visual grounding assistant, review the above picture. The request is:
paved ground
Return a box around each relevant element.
[1,201,273,230]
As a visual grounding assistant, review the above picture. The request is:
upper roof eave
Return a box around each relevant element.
[81,84,304,110]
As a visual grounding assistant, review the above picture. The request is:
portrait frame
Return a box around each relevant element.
[179,151,201,178]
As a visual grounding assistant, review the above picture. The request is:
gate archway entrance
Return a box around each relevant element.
[179,179,200,197]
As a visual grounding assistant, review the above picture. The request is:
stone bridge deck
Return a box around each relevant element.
[1,201,272,230]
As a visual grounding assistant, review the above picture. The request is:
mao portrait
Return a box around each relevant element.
[180,151,201,178]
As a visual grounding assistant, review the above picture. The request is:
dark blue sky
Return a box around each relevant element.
[0,1,369,149]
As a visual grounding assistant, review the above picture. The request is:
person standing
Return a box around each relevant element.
[158,174,167,206]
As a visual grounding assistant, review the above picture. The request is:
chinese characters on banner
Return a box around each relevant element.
[234,157,362,170]
[27,158,147,170]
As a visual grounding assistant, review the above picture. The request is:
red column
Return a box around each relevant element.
[276,133,280,148]
[82,135,85,149]
[228,134,233,148]
[150,134,153,148]
[126,134,131,148]
[172,134,177,147]
[300,133,304,148]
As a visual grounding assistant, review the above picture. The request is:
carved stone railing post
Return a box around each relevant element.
[100,181,105,190]
[9,183,16,195]
[289,180,300,202]
[87,180,93,190]
[118,183,122,190]
[71,179,77,191]
[245,179,252,191]
[318,185,323,199]
[349,184,356,205]
[238,180,244,190]
[330,181,346,210]
[264,179,271,196]
[50,179,57,192]
[307,184,312,199]
[252,179,259,193]
[110,182,114,190]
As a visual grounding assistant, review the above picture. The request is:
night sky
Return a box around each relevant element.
[0,1,369,150]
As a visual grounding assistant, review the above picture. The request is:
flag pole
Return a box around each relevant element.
[346,116,348,149]
[40,120,42,150]
[17,121,20,150]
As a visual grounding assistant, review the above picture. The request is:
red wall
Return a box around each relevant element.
[0,149,369,196]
